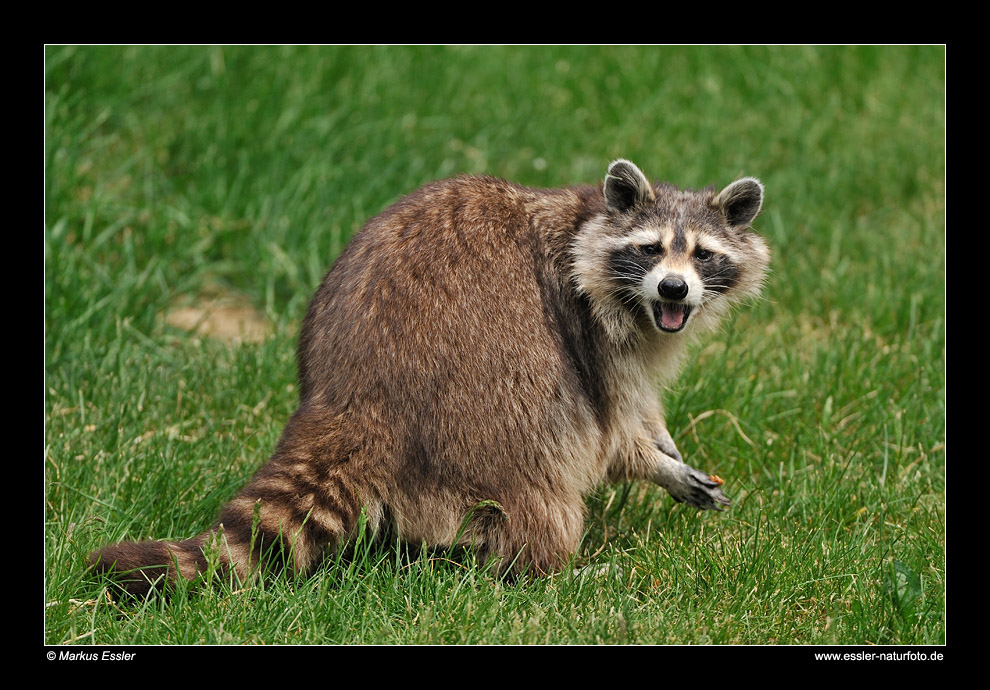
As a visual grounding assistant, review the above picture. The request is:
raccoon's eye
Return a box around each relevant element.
[694,248,715,262]
[640,243,664,256]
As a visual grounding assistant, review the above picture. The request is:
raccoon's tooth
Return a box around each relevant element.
[653,301,688,331]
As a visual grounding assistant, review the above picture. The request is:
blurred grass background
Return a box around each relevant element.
[45,45,944,645]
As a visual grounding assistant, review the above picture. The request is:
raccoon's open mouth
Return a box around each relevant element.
[653,301,692,333]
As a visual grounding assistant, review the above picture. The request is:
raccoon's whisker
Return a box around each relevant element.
[602,284,641,309]
[608,262,649,280]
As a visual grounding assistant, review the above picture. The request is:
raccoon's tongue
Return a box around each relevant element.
[655,302,689,332]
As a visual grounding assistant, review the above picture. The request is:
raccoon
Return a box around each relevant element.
[87,159,769,595]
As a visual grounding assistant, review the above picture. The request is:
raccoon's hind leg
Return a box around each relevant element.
[88,407,384,596]
[464,493,586,578]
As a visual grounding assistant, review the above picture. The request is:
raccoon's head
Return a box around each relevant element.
[572,159,770,343]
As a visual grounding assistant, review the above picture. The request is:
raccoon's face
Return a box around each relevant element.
[610,217,751,334]
[572,159,769,342]
[611,245,689,334]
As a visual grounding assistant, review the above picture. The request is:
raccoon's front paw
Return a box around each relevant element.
[667,466,731,511]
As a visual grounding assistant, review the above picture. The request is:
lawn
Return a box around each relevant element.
[45,45,945,646]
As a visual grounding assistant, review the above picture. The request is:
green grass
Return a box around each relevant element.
[45,45,945,646]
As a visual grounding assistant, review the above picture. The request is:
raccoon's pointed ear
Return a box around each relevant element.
[604,159,655,213]
[714,177,764,228]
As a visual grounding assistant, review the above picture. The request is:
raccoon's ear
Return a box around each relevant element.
[604,159,655,213]
[714,177,764,228]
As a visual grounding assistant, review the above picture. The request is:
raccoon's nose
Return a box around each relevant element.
[658,277,688,301]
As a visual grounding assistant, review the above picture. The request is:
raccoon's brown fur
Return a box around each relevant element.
[87,159,769,596]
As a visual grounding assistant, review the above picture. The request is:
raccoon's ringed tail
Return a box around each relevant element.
[87,537,207,596]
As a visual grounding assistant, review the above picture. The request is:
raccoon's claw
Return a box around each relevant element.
[669,467,732,511]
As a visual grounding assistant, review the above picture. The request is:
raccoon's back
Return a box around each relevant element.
[294,175,607,488]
